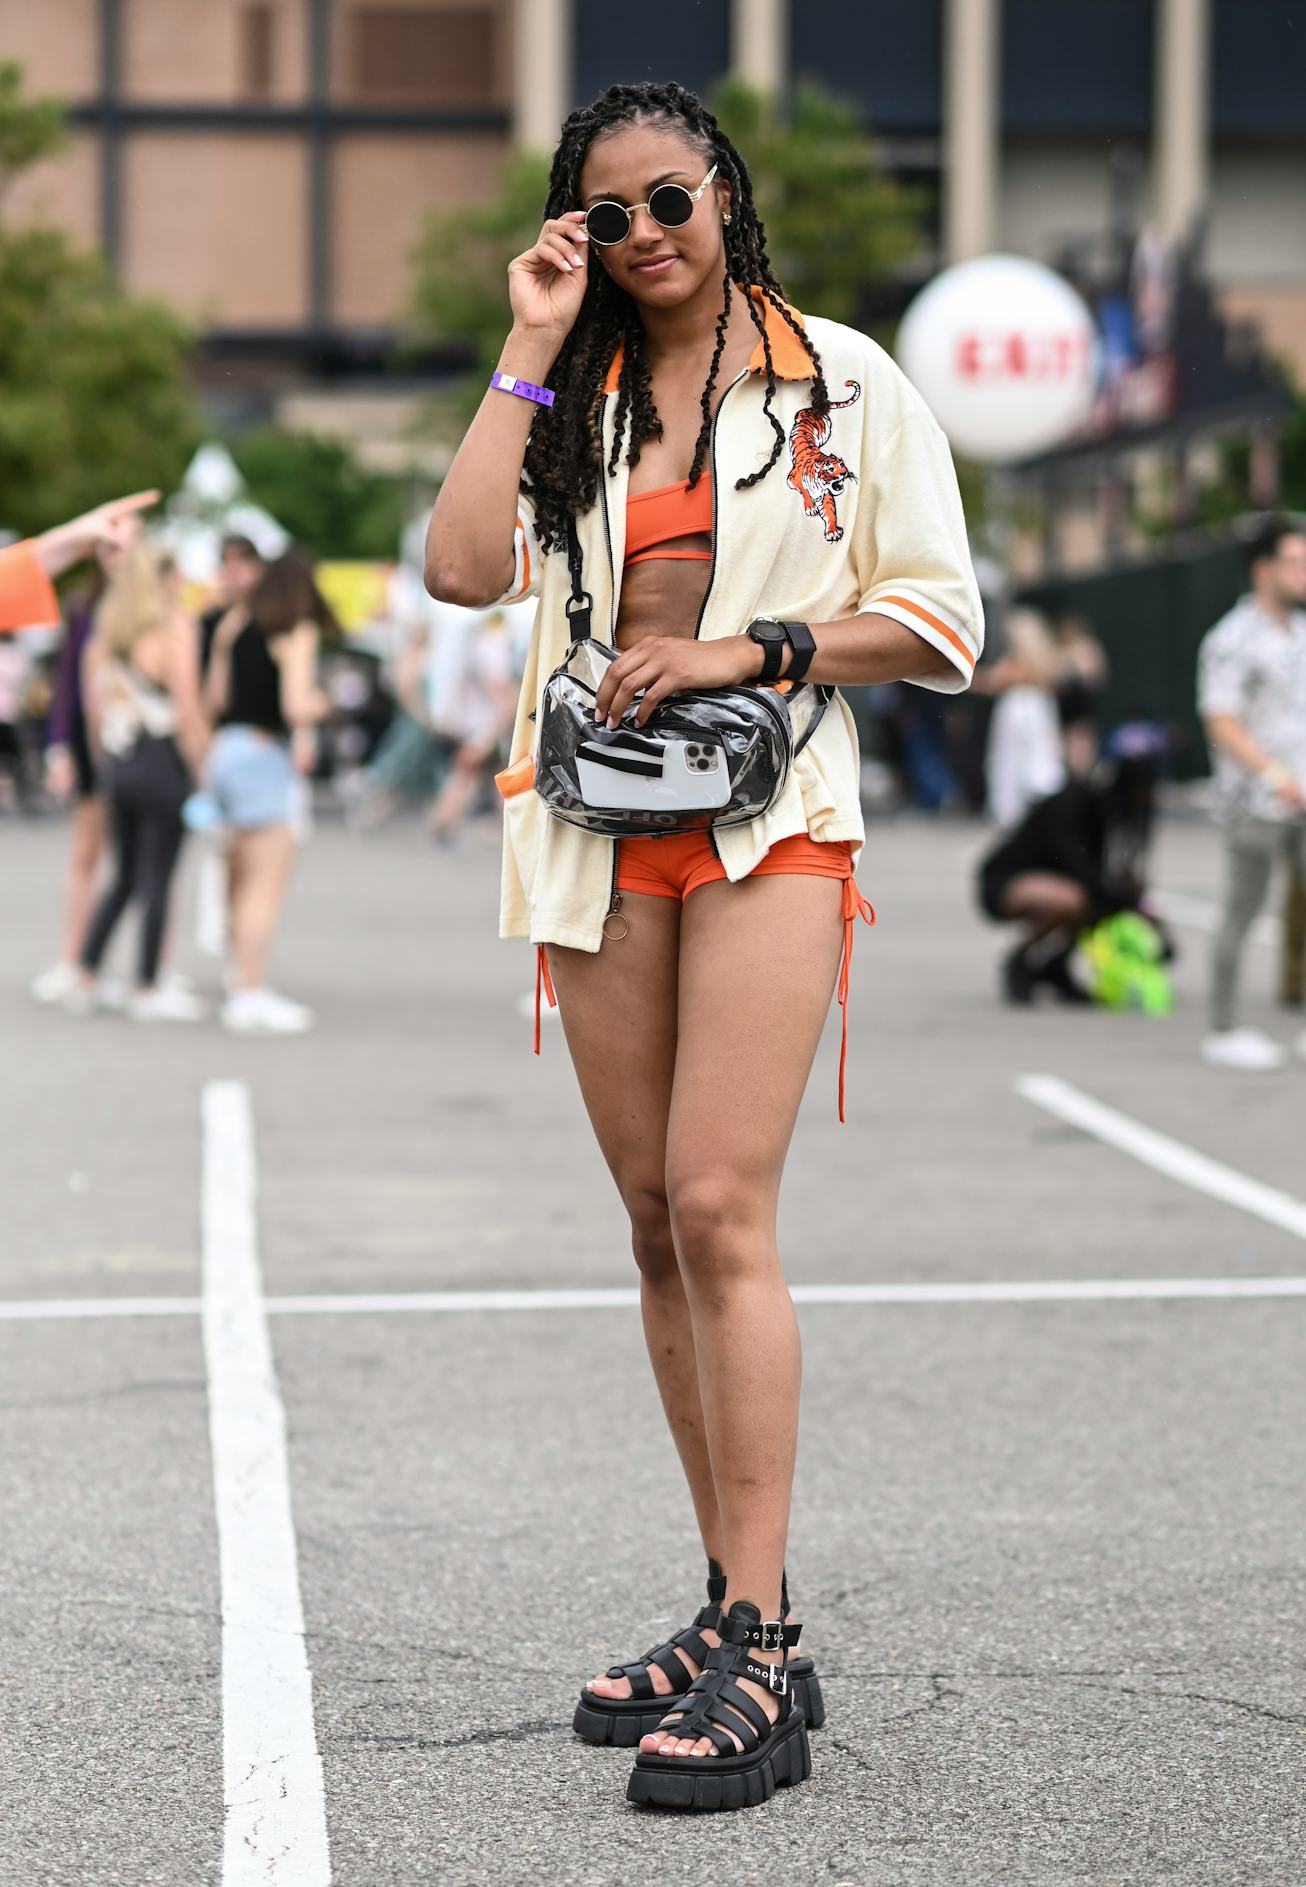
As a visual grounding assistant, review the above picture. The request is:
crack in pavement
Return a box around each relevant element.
[336,1717,568,1753]
[1076,1681,1306,1728]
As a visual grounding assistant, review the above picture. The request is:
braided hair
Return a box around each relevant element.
[521,81,830,555]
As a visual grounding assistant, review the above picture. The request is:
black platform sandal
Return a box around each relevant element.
[625,1600,811,1812]
[572,1560,826,1747]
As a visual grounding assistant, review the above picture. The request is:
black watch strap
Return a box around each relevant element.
[747,623,787,683]
[782,621,816,684]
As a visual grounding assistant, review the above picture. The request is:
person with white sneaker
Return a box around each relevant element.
[204,550,330,1035]
[1197,517,1306,1071]
[74,544,209,1023]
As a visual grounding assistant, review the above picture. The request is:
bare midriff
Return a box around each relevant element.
[615,478,713,652]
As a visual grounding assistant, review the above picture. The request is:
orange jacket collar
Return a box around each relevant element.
[601,286,813,395]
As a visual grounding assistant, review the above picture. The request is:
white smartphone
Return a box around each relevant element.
[576,736,731,813]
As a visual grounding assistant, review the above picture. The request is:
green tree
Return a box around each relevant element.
[230,426,409,560]
[0,63,199,536]
[710,77,925,324]
[409,151,552,419]
[407,82,925,416]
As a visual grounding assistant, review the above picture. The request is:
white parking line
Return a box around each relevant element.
[4,1277,1306,1325]
[0,1296,203,1320]
[202,1081,330,1887]
[1018,1073,1306,1243]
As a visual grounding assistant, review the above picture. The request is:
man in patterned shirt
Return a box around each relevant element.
[1197,517,1306,1069]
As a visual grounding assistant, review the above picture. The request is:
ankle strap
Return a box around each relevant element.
[707,1561,795,1619]
[719,1611,803,1654]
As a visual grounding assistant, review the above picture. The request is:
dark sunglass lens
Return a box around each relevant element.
[585,202,630,245]
[649,184,694,229]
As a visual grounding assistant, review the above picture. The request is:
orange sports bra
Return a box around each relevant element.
[624,479,713,567]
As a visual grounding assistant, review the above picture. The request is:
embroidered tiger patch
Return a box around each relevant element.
[787,379,862,543]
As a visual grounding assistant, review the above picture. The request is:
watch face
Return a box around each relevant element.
[753,621,785,643]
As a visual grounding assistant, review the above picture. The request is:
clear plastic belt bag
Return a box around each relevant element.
[533,517,828,838]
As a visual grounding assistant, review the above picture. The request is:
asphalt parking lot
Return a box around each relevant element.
[2,811,1303,1886]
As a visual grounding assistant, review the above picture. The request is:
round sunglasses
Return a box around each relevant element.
[582,165,719,247]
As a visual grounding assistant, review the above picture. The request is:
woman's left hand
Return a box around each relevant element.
[593,634,762,729]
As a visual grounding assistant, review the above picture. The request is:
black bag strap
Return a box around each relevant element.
[564,515,593,643]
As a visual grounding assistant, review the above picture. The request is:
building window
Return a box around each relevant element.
[348,5,503,107]
[241,3,277,100]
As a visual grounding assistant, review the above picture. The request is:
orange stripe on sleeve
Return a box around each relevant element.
[504,517,532,603]
[877,594,975,671]
[0,541,59,634]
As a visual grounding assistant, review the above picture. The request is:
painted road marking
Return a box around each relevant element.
[1018,1073,1306,1243]
[202,1080,331,1887]
[4,1277,1306,1325]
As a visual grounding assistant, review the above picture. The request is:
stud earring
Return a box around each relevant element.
[723,212,732,225]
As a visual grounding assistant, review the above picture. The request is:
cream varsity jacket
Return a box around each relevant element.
[491,296,984,952]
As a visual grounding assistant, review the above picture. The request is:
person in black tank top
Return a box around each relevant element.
[199,533,263,680]
[223,618,288,736]
[204,551,333,1034]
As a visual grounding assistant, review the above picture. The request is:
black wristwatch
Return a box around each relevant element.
[745,617,814,685]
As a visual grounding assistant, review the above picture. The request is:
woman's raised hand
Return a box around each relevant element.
[507,212,590,340]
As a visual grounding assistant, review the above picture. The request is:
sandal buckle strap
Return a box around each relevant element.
[737,1617,801,1652]
[744,1655,788,1696]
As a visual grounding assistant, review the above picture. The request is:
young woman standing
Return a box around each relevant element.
[74,545,208,1020]
[426,82,983,1812]
[204,551,331,1035]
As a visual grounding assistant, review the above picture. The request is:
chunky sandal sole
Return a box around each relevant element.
[626,1708,811,1812]
[574,1661,824,1747]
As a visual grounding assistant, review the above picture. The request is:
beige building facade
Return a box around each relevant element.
[2,0,1303,381]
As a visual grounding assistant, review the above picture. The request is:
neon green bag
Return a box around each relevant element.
[1080,911,1173,1016]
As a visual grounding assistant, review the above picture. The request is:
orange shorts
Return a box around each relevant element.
[534,831,876,1121]
[616,829,853,901]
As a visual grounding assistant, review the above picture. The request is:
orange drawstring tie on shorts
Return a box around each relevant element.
[836,875,877,1123]
[534,861,875,1121]
[534,941,558,1056]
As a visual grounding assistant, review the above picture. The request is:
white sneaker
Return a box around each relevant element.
[128,984,207,1024]
[221,987,315,1035]
[156,970,201,1001]
[30,963,81,1005]
[60,981,97,1019]
[1200,1027,1286,1071]
[95,976,128,1012]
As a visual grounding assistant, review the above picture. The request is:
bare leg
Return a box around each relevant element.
[998,871,1092,935]
[647,872,843,1758]
[228,823,297,990]
[60,797,107,964]
[546,891,726,1703]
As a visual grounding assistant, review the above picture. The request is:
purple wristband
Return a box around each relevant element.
[490,371,555,408]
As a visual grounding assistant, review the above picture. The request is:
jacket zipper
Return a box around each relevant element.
[599,450,617,642]
[700,370,764,860]
[600,368,746,880]
[693,369,747,642]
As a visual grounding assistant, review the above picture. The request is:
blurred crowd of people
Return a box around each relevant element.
[971,519,1306,1061]
[1,498,532,1034]
[3,492,1302,1059]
